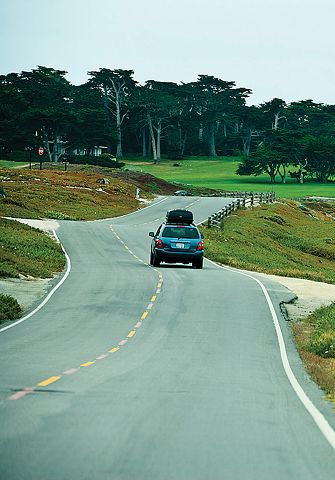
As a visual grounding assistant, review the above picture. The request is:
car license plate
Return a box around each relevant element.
[176,242,184,248]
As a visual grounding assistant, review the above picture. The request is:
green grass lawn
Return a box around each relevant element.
[124,156,335,198]
[0,160,30,168]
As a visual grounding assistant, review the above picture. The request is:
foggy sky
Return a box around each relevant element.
[1,0,334,105]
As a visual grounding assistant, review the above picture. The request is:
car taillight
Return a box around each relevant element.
[197,241,204,251]
[155,239,163,249]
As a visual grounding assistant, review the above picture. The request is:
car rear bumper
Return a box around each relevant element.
[154,249,203,263]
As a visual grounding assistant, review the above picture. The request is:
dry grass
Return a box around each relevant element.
[0,168,142,220]
[293,307,335,403]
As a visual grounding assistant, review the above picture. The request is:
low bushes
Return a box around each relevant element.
[68,154,125,169]
[0,294,22,323]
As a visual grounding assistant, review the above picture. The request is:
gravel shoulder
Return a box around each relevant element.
[257,272,335,321]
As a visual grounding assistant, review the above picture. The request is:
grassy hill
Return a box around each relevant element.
[124,156,335,198]
[0,165,176,220]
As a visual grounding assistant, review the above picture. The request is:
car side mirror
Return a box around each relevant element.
[201,234,204,239]
[149,232,155,237]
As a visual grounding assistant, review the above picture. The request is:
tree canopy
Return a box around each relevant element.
[1,66,335,182]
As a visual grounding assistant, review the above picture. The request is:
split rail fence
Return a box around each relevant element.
[207,191,276,228]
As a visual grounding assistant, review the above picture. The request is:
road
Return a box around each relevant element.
[0,196,335,480]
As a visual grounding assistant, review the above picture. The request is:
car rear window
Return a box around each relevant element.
[162,226,200,239]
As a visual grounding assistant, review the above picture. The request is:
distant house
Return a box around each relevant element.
[69,146,109,156]
[48,137,109,159]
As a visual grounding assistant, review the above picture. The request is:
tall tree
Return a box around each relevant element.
[131,81,180,162]
[260,98,287,130]
[21,66,73,161]
[0,67,73,161]
[184,75,251,156]
[88,69,136,158]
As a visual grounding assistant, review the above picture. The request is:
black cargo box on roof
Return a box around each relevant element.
[166,209,193,225]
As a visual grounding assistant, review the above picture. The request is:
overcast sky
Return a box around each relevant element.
[1,0,334,105]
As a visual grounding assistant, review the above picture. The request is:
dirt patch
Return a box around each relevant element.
[0,277,52,312]
[263,274,335,321]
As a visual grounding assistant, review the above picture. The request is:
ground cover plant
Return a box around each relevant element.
[293,303,335,402]
[0,293,22,323]
[125,156,335,199]
[0,167,147,220]
[0,218,65,278]
[200,200,335,284]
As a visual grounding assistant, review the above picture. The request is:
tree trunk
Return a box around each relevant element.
[42,127,52,162]
[181,132,187,157]
[199,125,203,141]
[242,130,252,157]
[278,164,286,183]
[208,123,217,157]
[147,113,157,163]
[142,126,146,157]
[156,120,162,161]
[103,87,113,154]
[115,91,123,158]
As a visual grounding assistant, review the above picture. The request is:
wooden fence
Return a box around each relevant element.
[207,192,276,228]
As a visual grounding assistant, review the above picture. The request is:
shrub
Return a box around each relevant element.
[0,294,22,322]
[306,303,335,358]
[67,154,125,169]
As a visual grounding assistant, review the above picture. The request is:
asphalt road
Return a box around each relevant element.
[1,196,335,480]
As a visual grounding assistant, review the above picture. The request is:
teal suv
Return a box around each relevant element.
[149,223,204,269]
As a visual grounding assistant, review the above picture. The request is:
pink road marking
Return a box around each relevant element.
[63,368,80,375]
[118,339,128,346]
[135,321,142,329]
[9,389,33,401]
[147,303,154,310]
[96,354,108,360]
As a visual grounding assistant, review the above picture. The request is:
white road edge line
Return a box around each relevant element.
[0,230,72,334]
[205,257,335,451]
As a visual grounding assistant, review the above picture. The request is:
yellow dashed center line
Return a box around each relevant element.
[109,347,119,353]
[10,227,165,402]
[37,376,61,387]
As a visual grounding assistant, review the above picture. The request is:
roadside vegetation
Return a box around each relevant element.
[293,303,335,403]
[0,218,65,278]
[201,200,335,284]
[0,293,22,323]
[0,217,65,324]
[0,166,175,220]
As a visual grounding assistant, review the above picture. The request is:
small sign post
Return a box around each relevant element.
[38,146,44,170]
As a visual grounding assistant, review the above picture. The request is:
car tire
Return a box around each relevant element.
[193,258,203,269]
[150,252,154,265]
[153,254,160,267]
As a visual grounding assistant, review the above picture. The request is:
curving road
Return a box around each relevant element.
[0,196,335,480]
